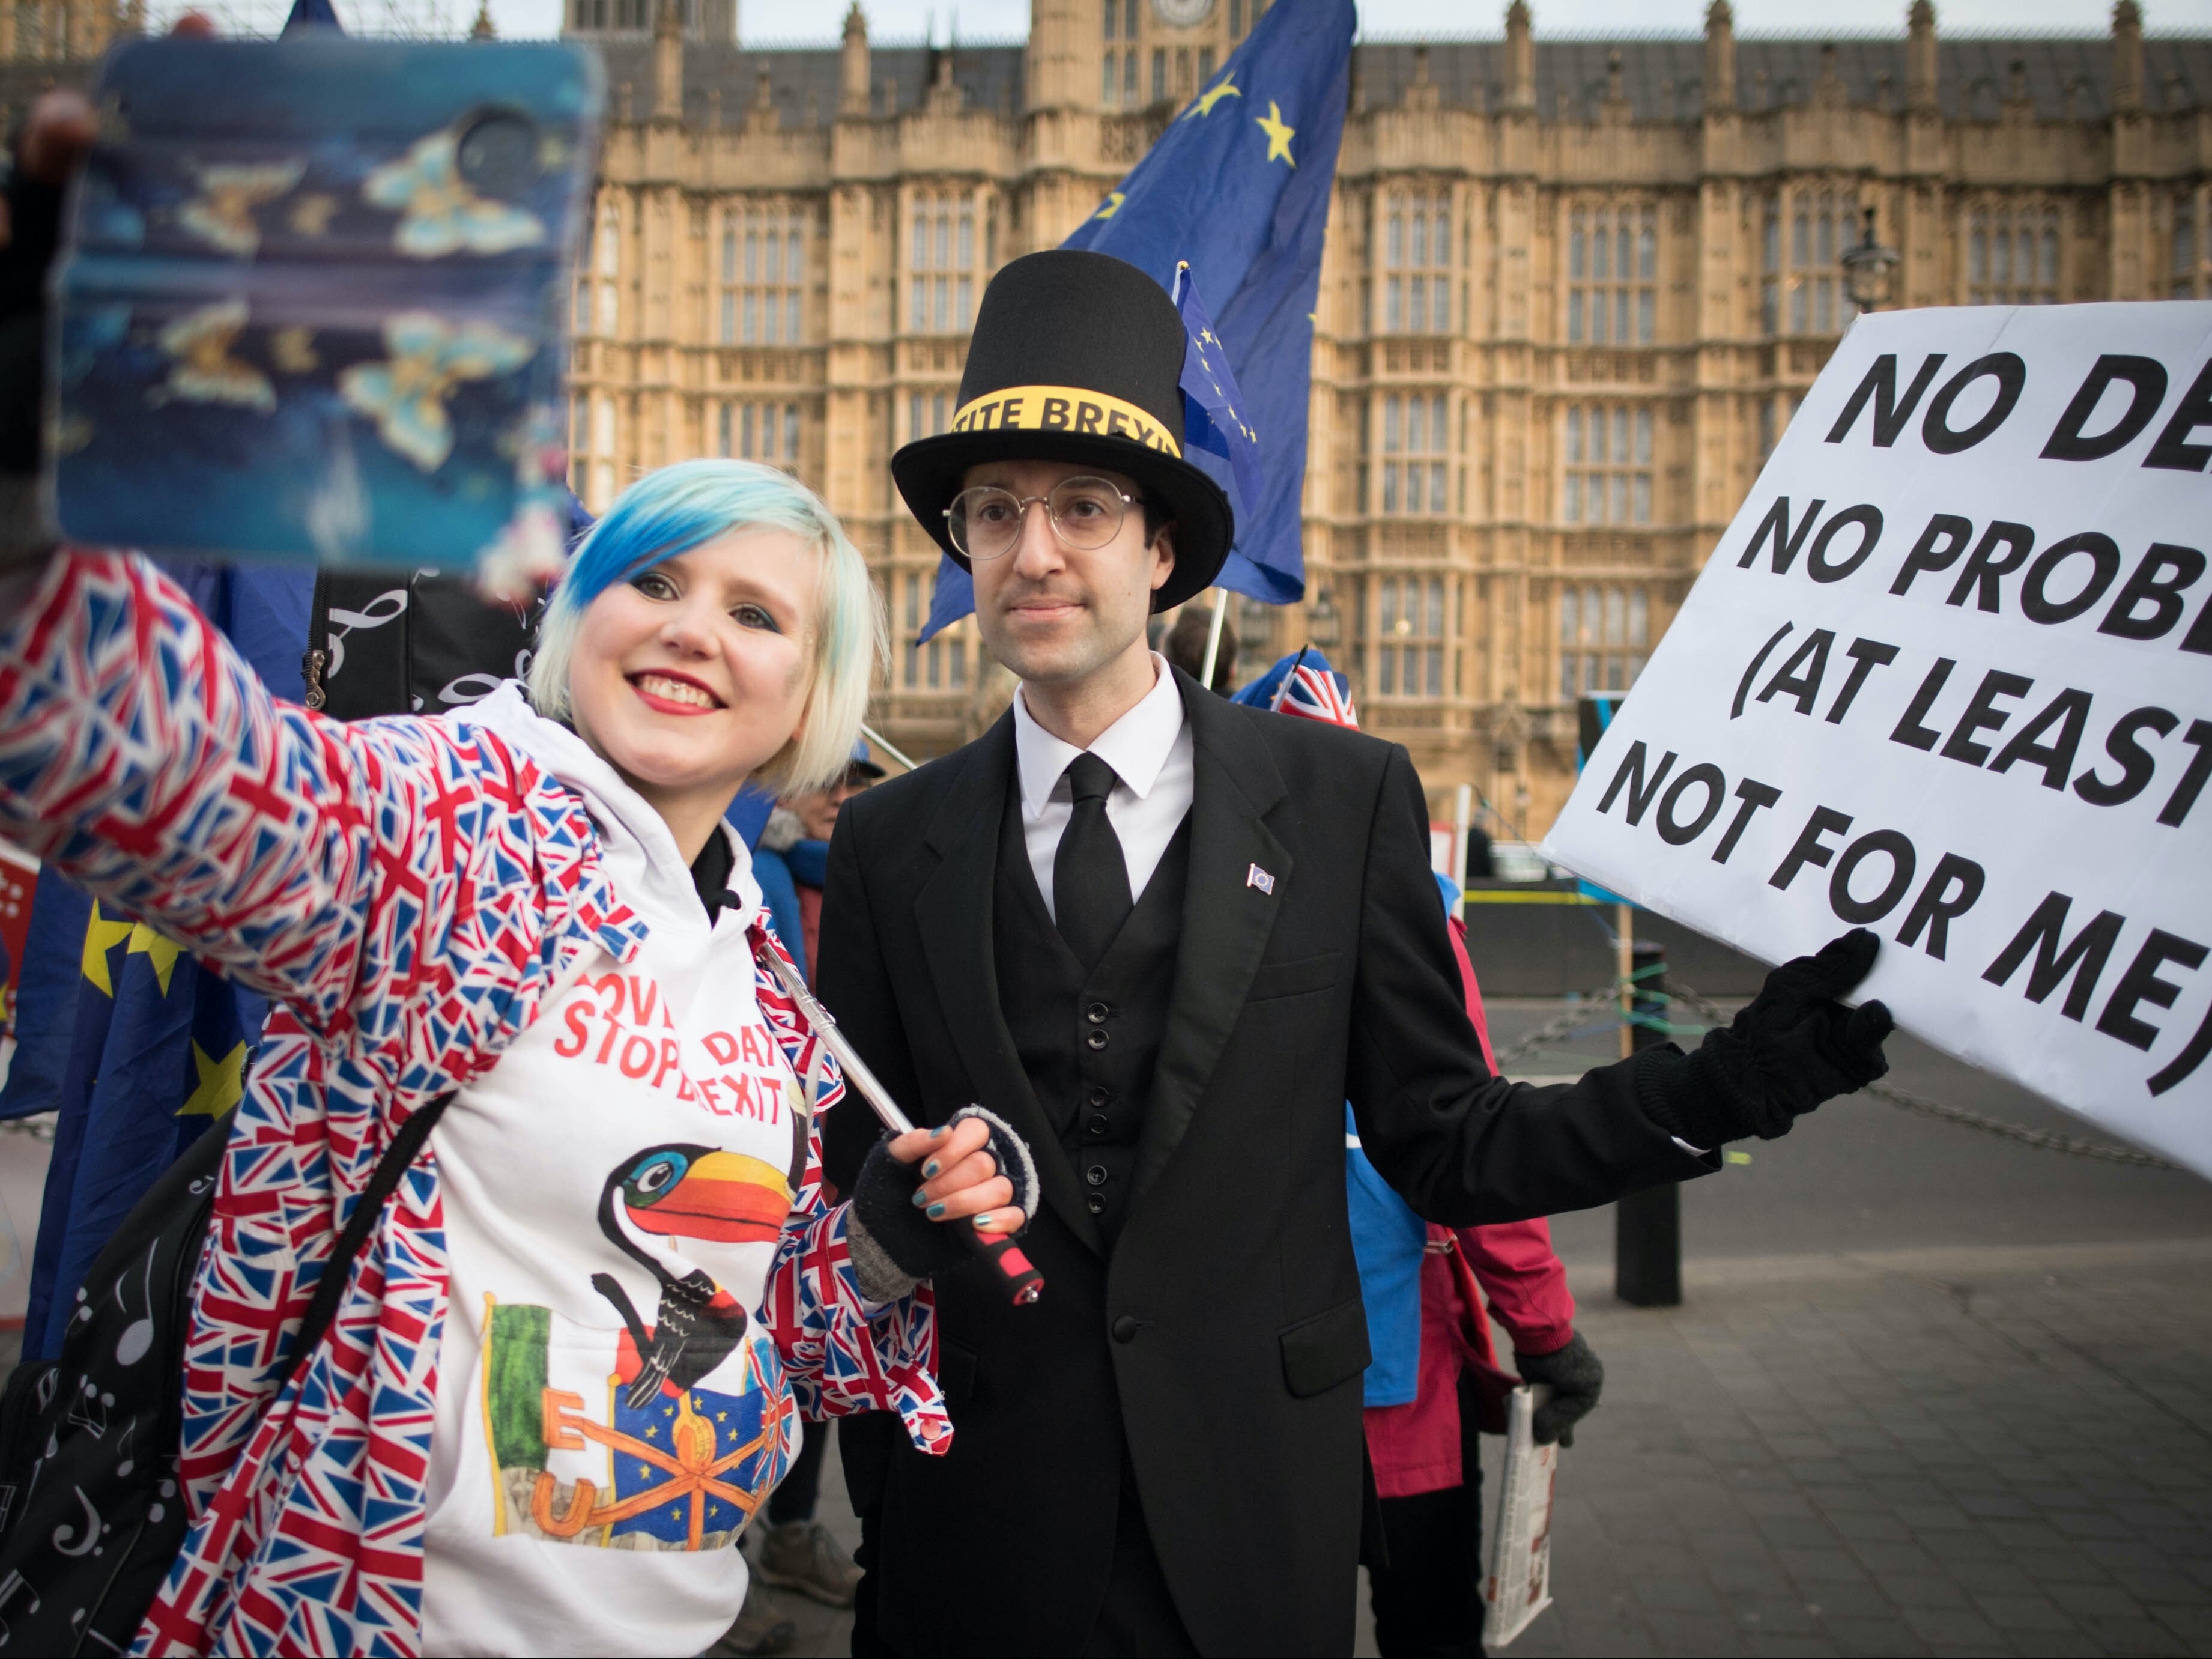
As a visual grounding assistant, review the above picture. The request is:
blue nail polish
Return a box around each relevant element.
[923,1159,942,1179]
[910,1188,929,1207]
[927,1126,948,1140]
[926,1201,948,1219]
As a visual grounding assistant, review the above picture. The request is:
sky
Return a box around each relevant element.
[477,0,2208,40]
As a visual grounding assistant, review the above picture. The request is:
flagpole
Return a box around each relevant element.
[1198,589,1228,690]
[859,722,921,774]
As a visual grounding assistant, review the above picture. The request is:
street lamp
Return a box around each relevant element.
[1841,205,1901,312]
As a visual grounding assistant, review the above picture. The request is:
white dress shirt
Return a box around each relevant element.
[1011,653,1195,921]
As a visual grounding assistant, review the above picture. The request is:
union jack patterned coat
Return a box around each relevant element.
[0,551,949,1657]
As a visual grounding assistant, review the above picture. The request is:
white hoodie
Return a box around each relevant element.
[419,684,808,1657]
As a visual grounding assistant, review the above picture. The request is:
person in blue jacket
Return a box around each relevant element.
[754,739,885,986]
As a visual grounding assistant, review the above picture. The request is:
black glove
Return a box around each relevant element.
[1647,927,1893,1146]
[846,1104,1038,1285]
[1514,1332,1603,1448]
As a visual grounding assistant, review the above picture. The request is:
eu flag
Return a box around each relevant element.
[920,0,1354,641]
[0,562,306,1360]
[1174,267,1265,549]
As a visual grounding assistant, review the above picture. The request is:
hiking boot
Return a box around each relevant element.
[754,1519,864,1607]
[708,1580,796,1657]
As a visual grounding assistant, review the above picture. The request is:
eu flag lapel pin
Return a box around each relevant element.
[1246,863,1276,896]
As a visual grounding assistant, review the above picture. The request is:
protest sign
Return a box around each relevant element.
[1544,303,2212,1177]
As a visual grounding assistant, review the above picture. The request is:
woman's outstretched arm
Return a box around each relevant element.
[0,549,444,1029]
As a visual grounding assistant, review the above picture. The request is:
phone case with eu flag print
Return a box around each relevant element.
[46,35,602,571]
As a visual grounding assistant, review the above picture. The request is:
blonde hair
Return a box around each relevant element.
[529,460,888,796]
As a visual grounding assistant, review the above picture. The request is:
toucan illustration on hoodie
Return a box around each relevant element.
[592,1142,795,1409]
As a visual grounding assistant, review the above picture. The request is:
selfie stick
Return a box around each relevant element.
[756,942,1045,1307]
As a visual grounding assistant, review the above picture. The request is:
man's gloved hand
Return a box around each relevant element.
[845,1105,1038,1302]
[1514,1332,1603,1448]
[1650,928,1894,1147]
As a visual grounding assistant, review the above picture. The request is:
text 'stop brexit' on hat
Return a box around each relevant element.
[889,249,1234,613]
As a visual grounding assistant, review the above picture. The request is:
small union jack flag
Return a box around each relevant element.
[1271,661,1359,732]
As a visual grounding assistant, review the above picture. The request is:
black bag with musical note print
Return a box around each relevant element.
[301,568,541,721]
[0,1094,450,1654]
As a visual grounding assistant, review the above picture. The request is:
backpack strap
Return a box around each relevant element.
[283,1092,456,1386]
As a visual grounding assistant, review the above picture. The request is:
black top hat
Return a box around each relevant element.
[890,250,1234,613]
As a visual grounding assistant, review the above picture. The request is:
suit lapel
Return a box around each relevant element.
[914,714,1106,1257]
[1132,674,1294,1202]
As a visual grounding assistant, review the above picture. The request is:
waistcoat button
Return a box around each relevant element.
[1088,1087,1111,1108]
[1088,1193,1107,1215]
[1111,1315,1140,1342]
[1086,1114,1111,1138]
[1086,1002,1110,1024]
[1085,1163,1109,1186]
[1085,1029,1109,1051]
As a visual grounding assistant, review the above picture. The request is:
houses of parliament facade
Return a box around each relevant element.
[4,1,2208,837]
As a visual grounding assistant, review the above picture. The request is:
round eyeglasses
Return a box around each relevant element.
[944,477,1136,562]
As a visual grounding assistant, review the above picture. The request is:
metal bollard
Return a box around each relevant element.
[1614,940,1682,1307]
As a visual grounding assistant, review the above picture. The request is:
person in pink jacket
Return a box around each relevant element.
[1351,907,1602,1659]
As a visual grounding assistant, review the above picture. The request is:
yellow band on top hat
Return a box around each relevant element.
[948,385,1183,458]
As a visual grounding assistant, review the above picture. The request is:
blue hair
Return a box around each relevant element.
[556,459,840,613]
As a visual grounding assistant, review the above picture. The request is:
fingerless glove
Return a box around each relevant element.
[844,1105,1038,1304]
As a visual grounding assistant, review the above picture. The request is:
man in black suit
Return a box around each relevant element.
[818,251,1893,1657]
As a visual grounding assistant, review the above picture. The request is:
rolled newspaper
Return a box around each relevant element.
[1482,1383,1558,1649]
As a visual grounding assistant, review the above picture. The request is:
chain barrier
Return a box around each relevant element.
[1494,972,2182,1173]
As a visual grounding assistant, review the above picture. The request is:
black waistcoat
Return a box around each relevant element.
[993,785,1190,1243]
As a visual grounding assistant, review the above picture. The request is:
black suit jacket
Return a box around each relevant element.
[817,671,1712,1657]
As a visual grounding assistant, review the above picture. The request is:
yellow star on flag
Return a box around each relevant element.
[1255,101,1297,167]
[80,901,135,996]
[177,1039,247,1118]
[127,922,183,996]
[1185,75,1241,118]
[1095,191,1126,221]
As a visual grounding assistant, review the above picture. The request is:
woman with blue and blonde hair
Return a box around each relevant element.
[0,460,1034,1657]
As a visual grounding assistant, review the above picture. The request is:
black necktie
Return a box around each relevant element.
[1054,752,1133,969]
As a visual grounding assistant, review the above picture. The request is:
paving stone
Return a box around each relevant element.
[1826,1509,1914,1543]
[1822,1614,1932,1657]
[2145,1603,2212,1645]
[2004,1634,2108,1658]
[1960,1493,2040,1521]
[1944,1559,2047,1597]
[1790,1581,1900,1621]
[1733,1600,1825,1636]
[1846,1539,1947,1577]
[1886,1574,1977,1609]
[2069,1616,2190,1656]
[1774,1547,1875,1586]
[1644,1609,1754,1654]
[2045,1583,2148,1619]
[2105,1571,2211,1608]
[1900,1604,2007,1645]
[1631,1575,1729,1615]
[1971,1592,2082,1632]
[1895,1502,1981,1532]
